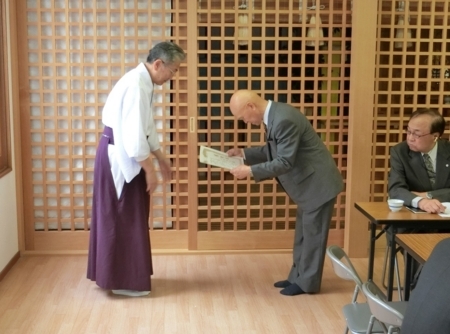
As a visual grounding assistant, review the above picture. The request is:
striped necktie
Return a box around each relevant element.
[423,153,435,185]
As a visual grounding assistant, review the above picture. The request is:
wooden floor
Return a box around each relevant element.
[0,251,394,334]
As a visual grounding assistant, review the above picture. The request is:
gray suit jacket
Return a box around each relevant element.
[388,140,450,206]
[401,238,450,333]
[244,101,343,211]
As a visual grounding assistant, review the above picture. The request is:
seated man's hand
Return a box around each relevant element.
[418,198,446,214]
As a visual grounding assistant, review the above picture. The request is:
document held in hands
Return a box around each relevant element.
[199,146,244,170]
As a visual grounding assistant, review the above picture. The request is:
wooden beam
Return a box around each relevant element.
[198,229,344,250]
[345,0,378,257]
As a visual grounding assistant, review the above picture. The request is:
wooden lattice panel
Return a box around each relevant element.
[19,0,189,237]
[197,0,351,236]
[17,0,352,251]
[373,0,450,202]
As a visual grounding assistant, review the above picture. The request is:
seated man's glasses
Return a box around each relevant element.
[406,128,431,139]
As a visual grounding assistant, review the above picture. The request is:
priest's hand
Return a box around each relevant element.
[138,157,158,193]
[158,158,172,182]
[151,149,172,182]
[145,169,158,194]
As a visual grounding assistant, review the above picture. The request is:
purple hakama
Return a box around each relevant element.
[87,127,153,291]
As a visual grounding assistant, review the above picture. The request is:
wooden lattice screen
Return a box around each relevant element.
[195,0,350,249]
[17,0,352,252]
[373,0,450,202]
[18,0,190,250]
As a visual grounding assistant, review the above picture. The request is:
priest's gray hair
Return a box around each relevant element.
[146,41,186,65]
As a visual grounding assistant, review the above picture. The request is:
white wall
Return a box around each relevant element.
[0,174,19,272]
[0,0,19,273]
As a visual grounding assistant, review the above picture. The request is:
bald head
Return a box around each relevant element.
[229,90,267,125]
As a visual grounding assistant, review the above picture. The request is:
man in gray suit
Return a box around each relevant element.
[388,108,450,212]
[388,108,450,289]
[227,90,343,296]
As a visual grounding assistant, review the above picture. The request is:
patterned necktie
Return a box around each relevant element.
[423,153,435,185]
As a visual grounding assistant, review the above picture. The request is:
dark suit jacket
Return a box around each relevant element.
[401,238,450,333]
[388,140,450,206]
[244,101,343,211]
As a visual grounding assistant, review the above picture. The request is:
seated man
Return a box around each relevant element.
[387,108,450,287]
[388,108,450,213]
[400,238,450,333]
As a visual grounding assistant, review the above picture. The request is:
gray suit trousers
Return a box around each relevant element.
[287,197,336,293]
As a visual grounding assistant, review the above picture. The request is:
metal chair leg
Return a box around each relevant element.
[381,244,403,300]
[394,254,403,301]
[381,244,389,288]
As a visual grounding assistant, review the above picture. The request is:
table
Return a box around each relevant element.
[354,202,450,300]
[395,233,450,300]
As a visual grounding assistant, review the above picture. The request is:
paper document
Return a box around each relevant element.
[199,146,244,170]
[438,202,450,217]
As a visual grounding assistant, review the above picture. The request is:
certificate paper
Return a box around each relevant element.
[199,146,244,170]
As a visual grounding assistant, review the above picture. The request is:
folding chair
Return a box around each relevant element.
[362,281,408,334]
[326,245,384,334]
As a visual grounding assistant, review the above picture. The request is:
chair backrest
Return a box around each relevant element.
[362,281,404,329]
[326,245,364,302]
